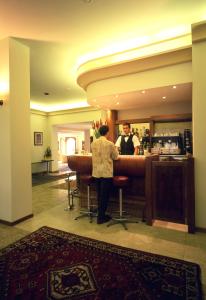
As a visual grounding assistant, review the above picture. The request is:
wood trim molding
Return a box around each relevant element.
[150,113,192,122]
[30,106,99,116]
[47,106,99,116]
[196,227,206,233]
[116,113,192,125]
[77,47,192,91]
[0,214,33,226]
[192,21,206,44]
[116,118,151,125]
[30,109,48,116]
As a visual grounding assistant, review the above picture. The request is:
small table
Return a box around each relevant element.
[41,159,54,174]
[32,159,54,174]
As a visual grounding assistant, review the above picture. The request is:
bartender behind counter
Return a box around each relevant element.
[115,123,140,155]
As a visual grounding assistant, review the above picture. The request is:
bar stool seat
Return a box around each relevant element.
[75,175,97,223]
[113,176,129,187]
[81,174,93,185]
[107,175,138,230]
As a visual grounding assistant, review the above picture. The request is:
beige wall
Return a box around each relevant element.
[31,110,49,173]
[0,38,32,222]
[192,36,206,228]
[30,107,104,172]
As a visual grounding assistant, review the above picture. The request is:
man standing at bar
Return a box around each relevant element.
[91,125,118,224]
[115,122,140,155]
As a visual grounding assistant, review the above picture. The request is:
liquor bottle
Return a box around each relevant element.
[139,141,144,155]
[145,129,150,137]
[184,129,192,154]
[146,141,151,153]
[139,129,142,140]
[142,126,146,137]
[135,128,139,138]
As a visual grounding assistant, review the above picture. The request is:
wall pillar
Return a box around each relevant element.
[192,21,206,229]
[0,38,32,223]
[106,110,117,143]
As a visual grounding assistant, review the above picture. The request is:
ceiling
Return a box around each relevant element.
[0,0,205,111]
[89,83,192,110]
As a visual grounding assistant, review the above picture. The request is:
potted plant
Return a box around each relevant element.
[44,146,52,159]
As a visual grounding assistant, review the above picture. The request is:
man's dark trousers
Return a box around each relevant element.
[95,177,112,220]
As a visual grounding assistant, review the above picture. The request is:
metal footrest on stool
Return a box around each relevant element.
[64,172,78,211]
[107,177,139,230]
[107,214,138,230]
[75,205,97,223]
[75,176,97,223]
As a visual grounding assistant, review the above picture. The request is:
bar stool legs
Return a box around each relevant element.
[64,171,79,211]
[75,175,97,223]
[109,188,127,230]
[107,176,138,230]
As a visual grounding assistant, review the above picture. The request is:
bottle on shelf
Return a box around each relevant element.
[135,128,139,138]
[145,129,150,137]
[146,141,151,153]
[139,128,143,140]
[142,126,146,137]
[139,141,144,155]
[184,129,192,154]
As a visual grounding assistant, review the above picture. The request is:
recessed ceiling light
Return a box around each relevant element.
[141,90,145,94]
[44,92,50,96]
[172,86,177,89]
[115,94,119,98]
[116,102,119,105]
[162,96,166,100]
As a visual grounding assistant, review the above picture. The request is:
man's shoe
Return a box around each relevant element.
[97,215,111,224]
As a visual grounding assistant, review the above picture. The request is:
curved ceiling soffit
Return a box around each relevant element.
[77,46,192,92]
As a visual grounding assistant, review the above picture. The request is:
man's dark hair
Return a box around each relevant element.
[99,125,109,136]
[123,122,131,128]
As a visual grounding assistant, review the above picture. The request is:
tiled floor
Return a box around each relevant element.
[0,178,206,298]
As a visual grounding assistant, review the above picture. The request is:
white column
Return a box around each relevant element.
[192,22,206,229]
[0,37,32,223]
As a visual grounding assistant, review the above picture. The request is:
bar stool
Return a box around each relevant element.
[64,171,79,211]
[107,176,138,230]
[75,175,97,223]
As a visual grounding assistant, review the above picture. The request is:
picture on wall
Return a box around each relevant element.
[34,132,43,146]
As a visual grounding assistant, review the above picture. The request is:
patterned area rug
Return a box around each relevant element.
[0,227,202,300]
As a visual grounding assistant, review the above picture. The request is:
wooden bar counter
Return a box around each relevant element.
[68,154,195,232]
[67,154,158,224]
